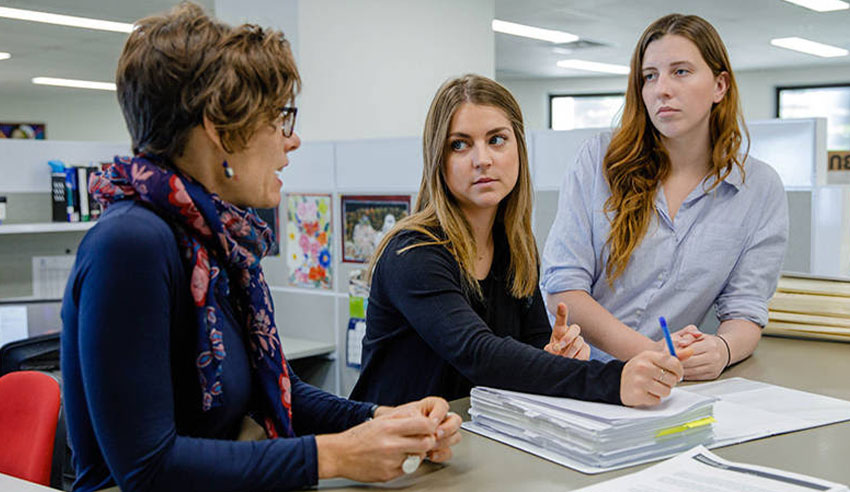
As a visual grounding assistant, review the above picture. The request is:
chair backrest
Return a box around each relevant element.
[0,371,61,486]
[0,333,61,377]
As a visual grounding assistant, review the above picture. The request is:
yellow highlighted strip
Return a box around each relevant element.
[655,416,716,438]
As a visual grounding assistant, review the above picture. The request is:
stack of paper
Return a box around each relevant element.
[467,387,715,473]
[766,274,850,342]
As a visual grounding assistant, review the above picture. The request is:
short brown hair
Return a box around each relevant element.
[116,1,300,159]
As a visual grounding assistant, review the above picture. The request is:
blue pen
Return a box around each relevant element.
[659,316,677,357]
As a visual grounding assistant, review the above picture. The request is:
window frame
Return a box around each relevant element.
[774,82,850,118]
[548,91,626,130]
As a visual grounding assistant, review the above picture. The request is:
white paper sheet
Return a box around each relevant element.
[0,305,28,347]
[574,446,849,492]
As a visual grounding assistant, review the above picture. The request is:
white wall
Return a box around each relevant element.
[0,90,129,142]
[501,62,850,132]
[296,0,494,141]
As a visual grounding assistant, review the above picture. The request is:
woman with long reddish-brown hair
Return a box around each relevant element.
[541,14,788,381]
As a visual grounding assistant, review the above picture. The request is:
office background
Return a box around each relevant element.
[0,0,848,396]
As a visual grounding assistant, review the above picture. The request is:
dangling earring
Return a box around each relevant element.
[222,160,235,179]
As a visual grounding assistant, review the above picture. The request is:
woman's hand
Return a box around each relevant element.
[651,324,703,353]
[681,334,729,381]
[544,303,590,360]
[316,397,462,482]
[375,397,463,463]
[620,348,693,407]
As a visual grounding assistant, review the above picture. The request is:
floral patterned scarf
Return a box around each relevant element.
[90,155,294,438]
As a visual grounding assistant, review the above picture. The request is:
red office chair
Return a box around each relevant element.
[0,371,61,486]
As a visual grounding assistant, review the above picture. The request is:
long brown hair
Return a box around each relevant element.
[603,14,748,285]
[369,74,538,299]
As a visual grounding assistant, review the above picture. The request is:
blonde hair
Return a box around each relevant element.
[603,14,748,285]
[369,74,538,298]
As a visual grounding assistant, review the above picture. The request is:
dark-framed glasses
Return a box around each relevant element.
[280,106,297,137]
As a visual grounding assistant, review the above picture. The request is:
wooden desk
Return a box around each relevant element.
[321,336,850,491]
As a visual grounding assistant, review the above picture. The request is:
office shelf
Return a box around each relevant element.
[0,222,95,235]
[281,336,336,360]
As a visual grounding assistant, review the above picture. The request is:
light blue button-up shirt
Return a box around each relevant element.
[541,132,789,362]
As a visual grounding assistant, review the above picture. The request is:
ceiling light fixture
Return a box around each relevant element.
[492,19,579,44]
[770,37,849,57]
[556,59,629,75]
[0,6,133,33]
[781,0,849,11]
[32,77,117,91]
[0,52,10,61]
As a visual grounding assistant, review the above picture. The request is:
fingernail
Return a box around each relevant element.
[437,428,445,439]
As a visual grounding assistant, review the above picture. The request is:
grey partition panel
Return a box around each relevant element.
[532,190,560,254]
[0,231,86,299]
[269,288,337,345]
[530,128,605,191]
[785,189,813,274]
[282,141,335,190]
[335,137,422,190]
[747,118,826,188]
[1,192,53,224]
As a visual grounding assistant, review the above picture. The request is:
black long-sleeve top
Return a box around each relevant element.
[350,227,625,407]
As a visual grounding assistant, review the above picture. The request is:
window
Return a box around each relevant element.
[549,93,624,131]
[777,84,850,150]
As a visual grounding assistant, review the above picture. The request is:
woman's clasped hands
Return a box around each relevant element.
[316,397,462,483]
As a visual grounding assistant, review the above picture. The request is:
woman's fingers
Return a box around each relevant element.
[621,351,684,407]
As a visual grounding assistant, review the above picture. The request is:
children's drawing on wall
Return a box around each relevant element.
[0,123,46,139]
[341,195,411,263]
[286,193,332,289]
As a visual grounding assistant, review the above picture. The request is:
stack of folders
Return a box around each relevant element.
[467,387,716,472]
[766,274,850,342]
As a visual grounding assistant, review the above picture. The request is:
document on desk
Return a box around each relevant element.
[463,378,850,474]
[574,445,849,492]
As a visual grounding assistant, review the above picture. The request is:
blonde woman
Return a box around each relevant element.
[351,75,688,408]
[542,14,788,381]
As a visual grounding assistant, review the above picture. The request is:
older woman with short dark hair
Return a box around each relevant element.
[60,3,460,491]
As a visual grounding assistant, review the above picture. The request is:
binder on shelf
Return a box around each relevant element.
[48,161,67,222]
[64,166,79,222]
[77,166,90,222]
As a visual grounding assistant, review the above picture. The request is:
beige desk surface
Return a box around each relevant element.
[3,337,846,492]
[322,336,850,491]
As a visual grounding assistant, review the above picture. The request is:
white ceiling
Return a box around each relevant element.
[0,0,848,98]
[495,0,850,79]
[0,0,215,96]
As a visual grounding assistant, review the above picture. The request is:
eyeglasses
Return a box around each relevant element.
[280,106,297,137]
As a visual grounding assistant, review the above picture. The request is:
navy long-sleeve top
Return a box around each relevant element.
[61,200,372,492]
[350,227,625,407]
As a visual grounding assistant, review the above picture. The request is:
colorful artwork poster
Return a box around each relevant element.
[0,123,46,139]
[286,193,332,289]
[342,195,411,263]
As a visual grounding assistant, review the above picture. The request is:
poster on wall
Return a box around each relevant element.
[341,195,411,263]
[286,193,332,289]
[0,123,46,139]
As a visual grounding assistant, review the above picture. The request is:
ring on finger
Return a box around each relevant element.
[659,368,667,383]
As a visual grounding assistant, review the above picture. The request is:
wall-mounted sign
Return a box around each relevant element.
[828,151,850,171]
